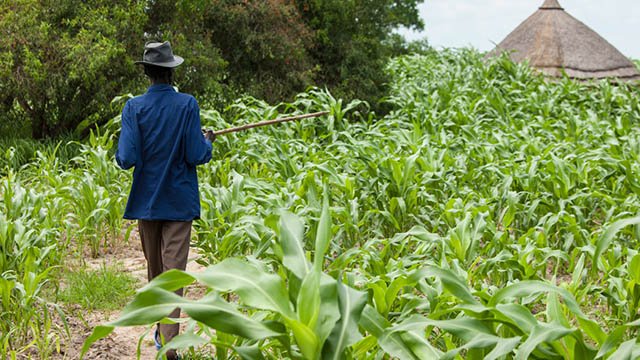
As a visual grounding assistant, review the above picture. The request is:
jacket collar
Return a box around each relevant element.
[147,84,176,93]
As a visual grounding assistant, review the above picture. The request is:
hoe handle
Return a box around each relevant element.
[211,111,329,136]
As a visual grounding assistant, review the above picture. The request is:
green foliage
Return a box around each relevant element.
[192,0,314,103]
[7,49,640,357]
[145,0,425,107]
[57,263,138,311]
[0,0,146,138]
[0,130,130,355]
[0,136,80,175]
[83,200,369,360]
[296,0,425,105]
[1,0,425,138]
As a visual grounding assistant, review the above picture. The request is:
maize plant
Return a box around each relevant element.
[5,49,640,358]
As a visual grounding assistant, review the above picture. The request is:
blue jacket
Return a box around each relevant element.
[116,84,213,221]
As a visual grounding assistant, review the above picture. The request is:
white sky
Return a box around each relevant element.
[399,0,640,59]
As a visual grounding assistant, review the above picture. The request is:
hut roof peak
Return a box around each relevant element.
[540,0,564,10]
[488,0,640,81]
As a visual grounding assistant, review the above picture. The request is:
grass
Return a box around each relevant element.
[57,263,139,311]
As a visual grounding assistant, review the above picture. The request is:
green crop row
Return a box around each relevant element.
[4,49,640,358]
[90,50,640,358]
[0,131,131,356]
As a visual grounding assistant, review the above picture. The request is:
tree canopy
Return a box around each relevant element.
[0,0,146,139]
[0,0,425,139]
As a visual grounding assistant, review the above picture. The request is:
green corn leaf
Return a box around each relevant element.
[159,331,208,358]
[440,334,521,360]
[606,339,640,360]
[183,295,282,340]
[547,292,571,328]
[493,303,538,333]
[314,190,332,272]
[195,258,295,318]
[484,336,522,360]
[515,323,575,360]
[369,281,389,316]
[80,325,115,359]
[359,305,439,358]
[577,317,608,348]
[489,280,605,344]
[316,273,341,343]
[380,332,439,359]
[358,304,389,338]
[385,276,410,314]
[138,268,196,292]
[596,326,628,359]
[571,254,586,286]
[114,286,188,326]
[279,211,311,278]
[395,331,443,359]
[491,281,577,313]
[297,269,321,328]
[286,318,320,360]
[234,344,266,360]
[593,216,640,272]
[111,288,279,340]
[595,319,640,359]
[387,315,493,343]
[411,266,479,305]
[322,280,367,360]
[629,254,640,283]
[351,336,378,359]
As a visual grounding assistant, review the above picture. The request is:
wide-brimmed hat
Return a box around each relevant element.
[135,41,184,68]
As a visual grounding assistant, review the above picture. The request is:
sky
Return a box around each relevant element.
[399,0,640,59]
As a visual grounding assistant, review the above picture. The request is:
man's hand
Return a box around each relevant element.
[204,130,216,142]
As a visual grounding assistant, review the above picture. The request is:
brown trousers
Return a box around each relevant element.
[138,220,192,348]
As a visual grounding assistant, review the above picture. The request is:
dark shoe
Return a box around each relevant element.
[166,349,179,360]
[154,329,162,350]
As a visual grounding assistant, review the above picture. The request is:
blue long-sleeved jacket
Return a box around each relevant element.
[116,84,212,221]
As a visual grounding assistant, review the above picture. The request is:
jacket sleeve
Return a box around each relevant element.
[116,101,139,170]
[184,97,213,166]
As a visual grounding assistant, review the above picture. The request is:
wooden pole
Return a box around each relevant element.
[211,111,329,136]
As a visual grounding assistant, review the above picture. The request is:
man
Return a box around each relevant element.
[116,41,215,359]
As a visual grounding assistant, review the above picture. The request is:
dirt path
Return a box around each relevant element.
[57,229,207,360]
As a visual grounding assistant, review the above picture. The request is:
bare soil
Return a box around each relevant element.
[53,227,208,360]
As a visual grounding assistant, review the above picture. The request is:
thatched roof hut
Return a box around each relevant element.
[489,0,640,81]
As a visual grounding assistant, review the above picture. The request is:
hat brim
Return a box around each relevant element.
[135,55,184,68]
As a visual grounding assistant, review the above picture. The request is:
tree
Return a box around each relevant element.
[147,0,314,104]
[1,0,426,139]
[0,0,147,139]
[296,0,425,105]
[148,0,425,107]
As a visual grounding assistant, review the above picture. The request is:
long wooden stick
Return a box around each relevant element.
[211,111,329,136]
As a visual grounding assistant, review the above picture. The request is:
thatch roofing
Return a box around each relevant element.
[490,0,640,81]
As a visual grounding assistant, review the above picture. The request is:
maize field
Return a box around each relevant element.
[3,49,640,359]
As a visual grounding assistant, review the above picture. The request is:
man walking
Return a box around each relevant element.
[116,41,215,359]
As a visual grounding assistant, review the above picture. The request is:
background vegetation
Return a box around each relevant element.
[0,0,424,139]
[3,1,640,358]
[3,49,640,358]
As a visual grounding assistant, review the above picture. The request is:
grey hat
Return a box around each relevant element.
[135,41,184,68]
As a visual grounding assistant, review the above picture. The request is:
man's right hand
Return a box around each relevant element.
[204,130,216,142]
